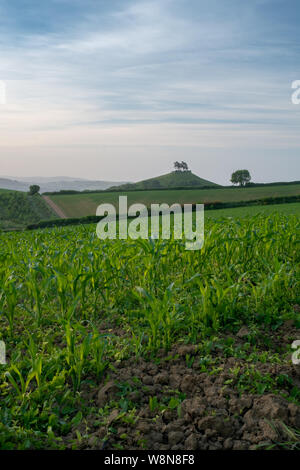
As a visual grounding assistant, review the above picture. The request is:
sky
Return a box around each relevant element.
[0,0,300,185]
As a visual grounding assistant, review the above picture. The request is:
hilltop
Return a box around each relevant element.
[109,171,219,191]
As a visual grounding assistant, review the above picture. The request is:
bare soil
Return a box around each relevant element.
[66,321,300,450]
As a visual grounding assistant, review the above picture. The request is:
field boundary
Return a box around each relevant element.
[43,180,300,196]
[27,194,300,230]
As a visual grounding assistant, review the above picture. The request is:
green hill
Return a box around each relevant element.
[0,190,56,230]
[109,171,219,191]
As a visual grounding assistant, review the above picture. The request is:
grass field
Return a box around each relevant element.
[49,184,300,218]
[0,212,299,450]
[206,202,300,219]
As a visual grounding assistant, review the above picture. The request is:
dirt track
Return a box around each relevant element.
[42,195,67,219]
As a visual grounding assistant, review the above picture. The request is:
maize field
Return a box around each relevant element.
[0,213,299,450]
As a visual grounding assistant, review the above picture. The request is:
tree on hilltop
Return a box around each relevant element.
[181,161,189,171]
[174,161,189,172]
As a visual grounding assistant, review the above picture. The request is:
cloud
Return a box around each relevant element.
[0,0,299,181]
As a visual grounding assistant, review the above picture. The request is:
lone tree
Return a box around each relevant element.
[174,161,181,171]
[28,185,40,195]
[231,169,251,187]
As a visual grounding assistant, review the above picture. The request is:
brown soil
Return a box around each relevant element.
[67,321,300,450]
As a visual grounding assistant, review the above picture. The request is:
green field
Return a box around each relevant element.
[49,184,300,218]
[206,202,300,219]
[0,212,299,450]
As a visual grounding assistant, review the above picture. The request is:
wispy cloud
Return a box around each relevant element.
[0,0,299,182]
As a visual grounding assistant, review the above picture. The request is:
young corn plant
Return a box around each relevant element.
[25,264,46,326]
[134,283,181,353]
[2,277,19,337]
[5,363,41,402]
[90,330,109,380]
[25,336,44,394]
[53,269,74,320]
[64,322,92,392]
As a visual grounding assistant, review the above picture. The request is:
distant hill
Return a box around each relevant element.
[109,171,219,191]
[0,178,29,192]
[0,177,129,193]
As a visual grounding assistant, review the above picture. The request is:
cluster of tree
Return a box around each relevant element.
[230,169,251,187]
[174,161,189,171]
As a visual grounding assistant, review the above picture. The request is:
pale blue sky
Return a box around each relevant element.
[0,0,299,184]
